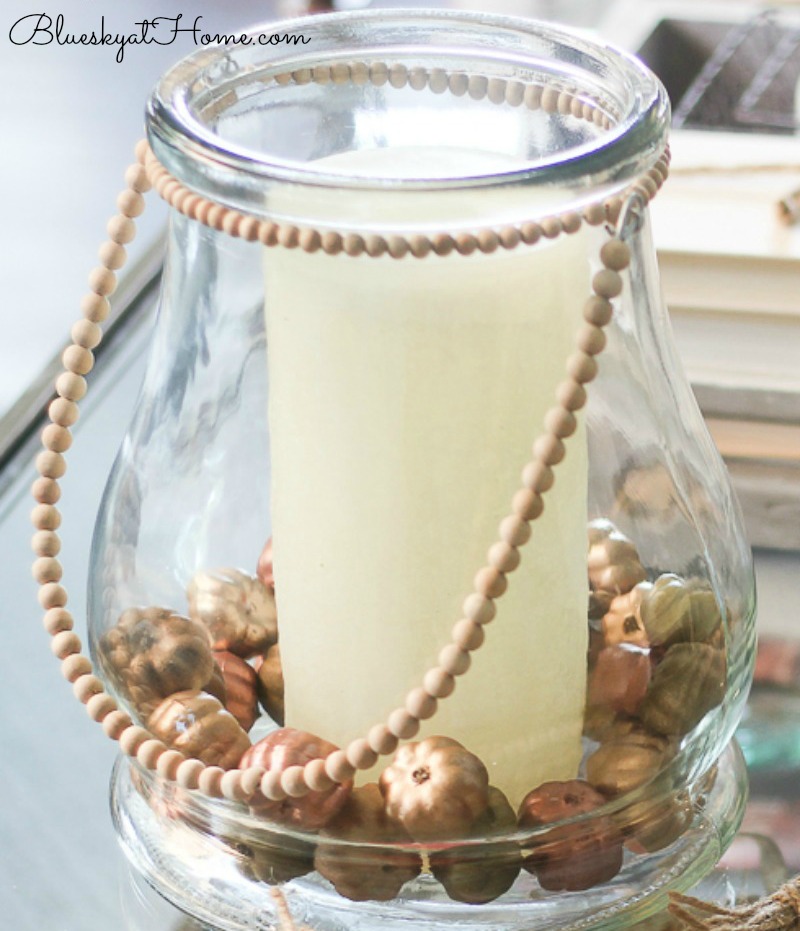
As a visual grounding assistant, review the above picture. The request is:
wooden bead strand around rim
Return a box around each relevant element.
[32,63,665,803]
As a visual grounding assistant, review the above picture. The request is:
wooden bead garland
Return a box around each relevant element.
[32,59,663,803]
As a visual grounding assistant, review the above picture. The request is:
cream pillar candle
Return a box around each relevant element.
[264,148,589,806]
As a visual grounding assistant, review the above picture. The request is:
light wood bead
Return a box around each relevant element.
[61,653,91,683]
[40,582,68,610]
[365,235,388,257]
[86,692,117,722]
[522,459,555,493]
[346,738,379,771]
[605,198,623,225]
[468,75,488,100]
[389,64,408,88]
[533,434,565,466]
[367,724,399,756]
[462,592,497,625]
[303,757,335,792]
[432,234,454,256]
[350,62,370,85]
[49,397,79,427]
[428,68,448,93]
[448,72,468,96]
[124,163,151,194]
[36,450,66,478]
[274,71,292,86]
[156,749,185,781]
[299,228,322,253]
[73,674,103,702]
[583,202,606,226]
[281,764,312,798]
[221,769,247,802]
[541,87,560,113]
[388,236,410,259]
[33,530,61,557]
[562,211,582,234]
[103,710,134,740]
[524,84,543,109]
[566,351,599,384]
[474,565,508,599]
[451,618,485,652]
[198,766,225,798]
[238,216,261,242]
[409,236,432,258]
[570,97,585,118]
[176,758,205,790]
[499,226,521,249]
[520,222,541,245]
[49,609,78,641]
[138,739,168,771]
[498,514,531,548]
[56,372,87,401]
[583,296,614,327]
[321,232,343,256]
[241,766,266,798]
[577,324,607,356]
[478,230,500,253]
[119,725,152,757]
[98,241,127,270]
[88,266,117,297]
[222,212,242,237]
[600,240,631,272]
[556,379,588,412]
[206,204,226,231]
[487,540,521,574]
[505,80,525,106]
[512,487,544,521]
[43,423,73,452]
[557,91,573,115]
[541,217,563,239]
[438,643,471,677]
[324,750,357,784]
[107,215,136,244]
[278,225,300,249]
[387,708,421,740]
[32,477,60,505]
[51,626,79,656]
[258,769,287,801]
[117,189,145,218]
[423,667,456,699]
[408,67,427,91]
[455,234,478,256]
[33,556,62,584]
[31,504,61,531]
[639,176,658,199]
[62,345,94,376]
[369,63,389,86]
[331,62,351,85]
[544,407,577,438]
[344,233,365,256]
[487,77,507,104]
[405,687,438,721]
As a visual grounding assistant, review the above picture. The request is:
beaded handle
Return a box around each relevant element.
[32,62,669,804]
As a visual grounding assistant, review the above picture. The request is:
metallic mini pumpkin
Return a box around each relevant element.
[147,690,251,769]
[315,784,421,902]
[187,567,277,659]
[97,606,215,721]
[241,728,352,830]
[379,736,490,841]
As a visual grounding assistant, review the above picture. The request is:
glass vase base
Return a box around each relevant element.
[111,740,748,931]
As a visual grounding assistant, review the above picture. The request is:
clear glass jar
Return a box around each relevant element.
[90,10,755,930]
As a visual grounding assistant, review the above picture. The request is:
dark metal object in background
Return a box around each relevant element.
[639,13,800,134]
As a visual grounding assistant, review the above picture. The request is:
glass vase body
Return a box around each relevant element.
[87,11,756,930]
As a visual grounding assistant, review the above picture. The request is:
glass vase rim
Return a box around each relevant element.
[146,7,670,200]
